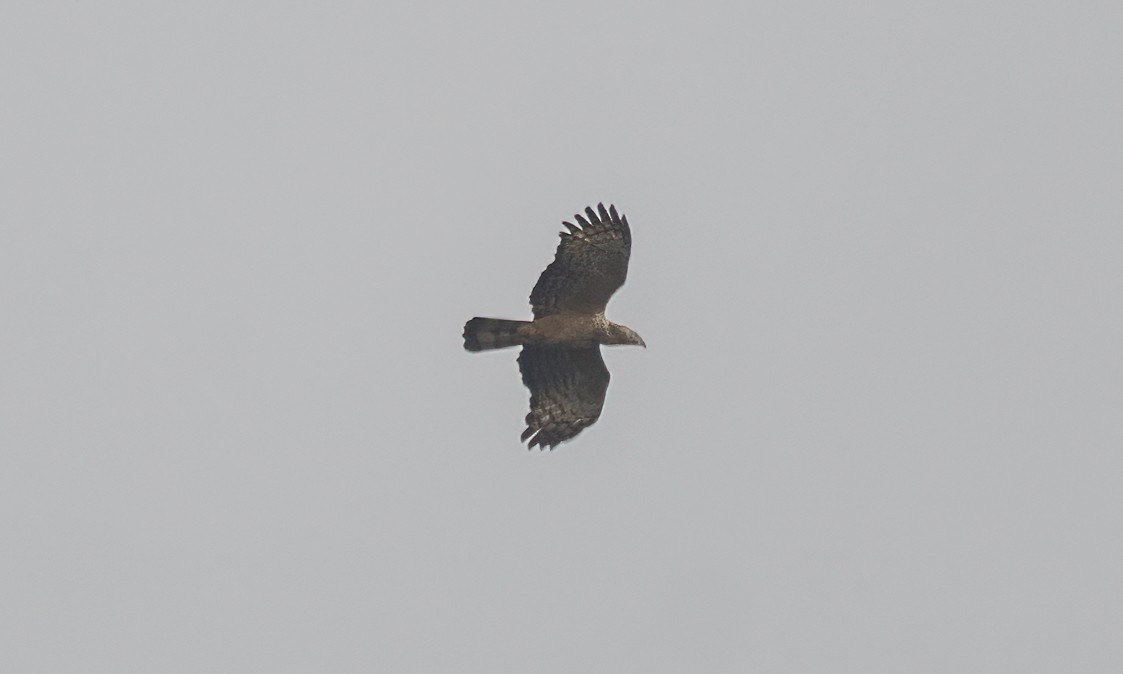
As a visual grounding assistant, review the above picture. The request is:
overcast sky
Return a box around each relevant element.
[2,2,1121,672]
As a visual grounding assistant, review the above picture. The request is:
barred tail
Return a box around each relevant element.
[463,317,530,352]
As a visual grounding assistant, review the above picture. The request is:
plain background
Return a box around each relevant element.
[2,2,1121,672]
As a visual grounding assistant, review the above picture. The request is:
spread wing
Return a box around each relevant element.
[529,203,632,318]
[517,345,611,449]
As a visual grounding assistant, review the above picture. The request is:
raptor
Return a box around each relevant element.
[463,203,645,449]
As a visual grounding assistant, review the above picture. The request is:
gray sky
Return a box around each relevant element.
[2,2,1121,672]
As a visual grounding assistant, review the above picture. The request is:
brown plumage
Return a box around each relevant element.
[463,203,645,449]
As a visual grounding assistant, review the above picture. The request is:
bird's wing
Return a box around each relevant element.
[517,345,611,449]
[529,203,631,318]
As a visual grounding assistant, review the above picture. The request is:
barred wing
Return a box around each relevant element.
[517,345,611,449]
[529,203,632,318]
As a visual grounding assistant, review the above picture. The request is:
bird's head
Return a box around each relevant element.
[606,323,646,348]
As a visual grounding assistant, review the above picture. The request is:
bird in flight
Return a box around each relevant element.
[463,203,645,449]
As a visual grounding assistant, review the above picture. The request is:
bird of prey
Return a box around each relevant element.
[463,203,645,449]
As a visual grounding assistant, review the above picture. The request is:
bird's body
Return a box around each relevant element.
[463,203,644,449]
[464,313,641,351]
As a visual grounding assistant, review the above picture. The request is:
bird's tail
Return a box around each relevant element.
[463,317,530,352]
